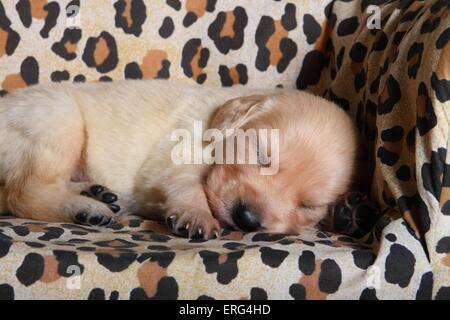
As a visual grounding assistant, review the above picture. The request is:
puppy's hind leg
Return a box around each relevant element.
[9,178,115,225]
[4,92,115,225]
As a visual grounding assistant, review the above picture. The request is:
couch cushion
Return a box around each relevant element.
[0,214,431,299]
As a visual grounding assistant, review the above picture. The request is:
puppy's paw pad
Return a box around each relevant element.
[332,192,380,238]
[101,192,118,204]
[89,185,105,196]
[80,185,120,213]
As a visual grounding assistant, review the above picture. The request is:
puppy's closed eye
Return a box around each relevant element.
[300,203,316,210]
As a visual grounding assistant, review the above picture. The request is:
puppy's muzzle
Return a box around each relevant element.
[232,202,261,232]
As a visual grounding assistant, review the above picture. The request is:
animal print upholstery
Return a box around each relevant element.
[0,0,449,299]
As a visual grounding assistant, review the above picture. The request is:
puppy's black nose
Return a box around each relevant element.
[232,203,261,232]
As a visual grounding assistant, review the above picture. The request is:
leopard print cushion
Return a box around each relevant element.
[0,0,449,299]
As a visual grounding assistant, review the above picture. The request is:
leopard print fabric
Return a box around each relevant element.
[0,0,448,299]
[298,0,450,299]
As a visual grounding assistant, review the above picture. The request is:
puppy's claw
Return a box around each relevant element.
[191,230,204,240]
[167,209,221,240]
[166,215,177,229]
[176,226,189,238]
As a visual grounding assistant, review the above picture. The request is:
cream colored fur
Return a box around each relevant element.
[0,80,357,238]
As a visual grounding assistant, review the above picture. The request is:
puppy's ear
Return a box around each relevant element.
[210,95,266,130]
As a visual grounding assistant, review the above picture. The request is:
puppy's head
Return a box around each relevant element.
[205,91,357,233]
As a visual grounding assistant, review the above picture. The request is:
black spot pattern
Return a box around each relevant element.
[16,253,45,286]
[431,72,450,103]
[218,64,248,86]
[289,283,306,300]
[416,82,437,136]
[436,237,450,253]
[54,250,84,277]
[296,50,326,89]
[73,74,85,83]
[137,251,175,268]
[385,233,397,242]
[250,287,268,300]
[318,259,341,293]
[407,42,423,79]
[255,3,297,73]
[88,288,106,300]
[199,250,244,285]
[130,277,178,300]
[384,244,415,288]
[0,2,21,56]
[421,148,447,201]
[415,271,433,300]
[16,0,60,38]
[208,6,248,54]
[11,226,29,236]
[436,27,450,49]
[0,284,14,300]
[82,31,118,73]
[372,31,388,51]
[359,288,378,300]
[95,252,137,273]
[159,17,174,38]
[181,38,209,84]
[337,17,359,36]
[166,0,181,11]
[252,233,286,242]
[397,193,430,236]
[378,75,401,114]
[298,250,315,275]
[396,165,411,181]
[352,249,375,270]
[259,247,289,268]
[51,28,82,61]
[114,0,147,37]
[303,14,321,44]
[51,70,70,82]
[19,56,40,86]
[435,287,450,300]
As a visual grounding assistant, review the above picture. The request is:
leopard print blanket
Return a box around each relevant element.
[0,0,449,299]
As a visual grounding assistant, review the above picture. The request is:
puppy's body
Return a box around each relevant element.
[0,80,357,238]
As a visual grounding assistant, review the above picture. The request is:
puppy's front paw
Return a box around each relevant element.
[66,193,116,227]
[74,209,113,226]
[166,209,221,240]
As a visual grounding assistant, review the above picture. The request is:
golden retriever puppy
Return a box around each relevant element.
[0,80,357,239]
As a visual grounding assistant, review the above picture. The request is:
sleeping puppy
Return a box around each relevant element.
[0,80,357,239]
